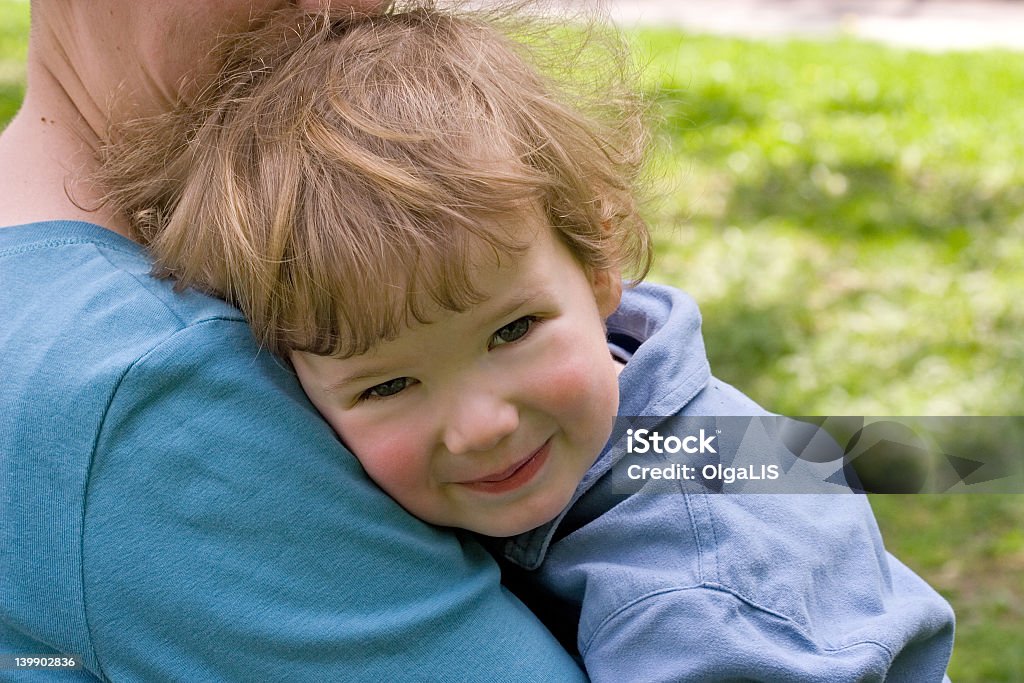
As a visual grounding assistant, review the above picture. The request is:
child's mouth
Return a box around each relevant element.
[461,439,552,493]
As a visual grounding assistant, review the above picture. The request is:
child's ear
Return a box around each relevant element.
[590,267,622,319]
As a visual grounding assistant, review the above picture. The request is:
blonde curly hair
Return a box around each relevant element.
[99,1,650,357]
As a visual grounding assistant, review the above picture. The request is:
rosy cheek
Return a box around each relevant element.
[339,415,433,505]
[527,328,618,418]
[527,358,587,405]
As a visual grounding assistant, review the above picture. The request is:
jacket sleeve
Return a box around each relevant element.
[580,580,951,683]
[83,319,585,682]
[520,461,952,683]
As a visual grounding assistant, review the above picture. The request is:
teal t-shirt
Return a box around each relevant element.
[0,221,584,681]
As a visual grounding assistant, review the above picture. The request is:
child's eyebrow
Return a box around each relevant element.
[485,289,541,326]
[322,289,544,395]
[324,367,398,394]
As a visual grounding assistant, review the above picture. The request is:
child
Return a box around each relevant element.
[101,4,955,680]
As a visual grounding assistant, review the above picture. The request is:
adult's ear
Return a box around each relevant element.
[591,267,623,319]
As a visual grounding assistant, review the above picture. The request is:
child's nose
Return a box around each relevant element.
[442,391,519,455]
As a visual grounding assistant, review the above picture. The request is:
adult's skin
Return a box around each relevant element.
[0,2,584,680]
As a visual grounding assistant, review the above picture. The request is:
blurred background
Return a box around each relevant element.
[1,0,1019,679]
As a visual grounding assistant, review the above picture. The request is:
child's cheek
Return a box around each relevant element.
[340,415,431,505]
[526,326,619,422]
[530,356,589,406]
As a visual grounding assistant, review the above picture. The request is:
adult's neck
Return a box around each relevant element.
[0,33,133,238]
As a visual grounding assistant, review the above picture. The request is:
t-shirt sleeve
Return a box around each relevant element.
[82,319,584,681]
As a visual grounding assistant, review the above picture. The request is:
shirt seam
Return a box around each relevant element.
[90,241,243,327]
[3,237,244,327]
[0,236,141,260]
[78,317,258,680]
[681,489,719,584]
[647,364,711,417]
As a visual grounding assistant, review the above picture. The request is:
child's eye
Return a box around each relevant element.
[361,377,416,400]
[490,316,539,348]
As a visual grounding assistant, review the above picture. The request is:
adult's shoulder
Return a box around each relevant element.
[0,219,273,439]
[1,219,313,674]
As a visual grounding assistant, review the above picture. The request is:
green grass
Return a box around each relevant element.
[636,30,1024,417]
[1,1,1020,679]
[0,0,27,124]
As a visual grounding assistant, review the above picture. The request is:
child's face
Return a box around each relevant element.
[292,219,622,537]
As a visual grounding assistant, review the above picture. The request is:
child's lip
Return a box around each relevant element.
[462,439,552,485]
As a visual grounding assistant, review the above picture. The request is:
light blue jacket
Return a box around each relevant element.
[500,283,955,682]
